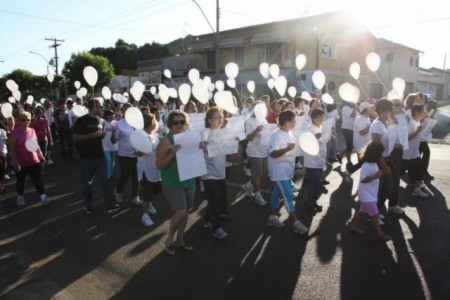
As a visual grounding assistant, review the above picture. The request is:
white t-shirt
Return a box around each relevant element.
[403,119,421,160]
[102,120,118,151]
[0,129,7,155]
[370,118,390,157]
[341,105,358,130]
[245,117,269,158]
[420,117,433,142]
[353,115,371,152]
[115,119,137,157]
[325,109,339,127]
[44,108,54,126]
[137,133,160,182]
[201,128,227,180]
[303,124,327,169]
[268,129,296,181]
[358,162,379,202]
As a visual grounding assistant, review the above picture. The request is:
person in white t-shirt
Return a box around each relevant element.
[102,110,118,180]
[340,101,359,169]
[349,102,374,174]
[266,110,309,235]
[0,128,7,192]
[241,97,254,117]
[349,142,391,242]
[325,103,340,163]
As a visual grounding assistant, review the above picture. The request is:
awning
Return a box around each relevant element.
[251,32,289,44]
[219,37,244,48]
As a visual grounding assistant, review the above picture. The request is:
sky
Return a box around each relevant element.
[0,0,449,77]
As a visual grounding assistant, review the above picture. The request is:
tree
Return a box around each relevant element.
[62,52,115,94]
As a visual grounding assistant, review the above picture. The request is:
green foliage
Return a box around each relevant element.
[62,52,115,94]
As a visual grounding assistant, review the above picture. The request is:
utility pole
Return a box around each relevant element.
[215,0,220,75]
[45,37,64,75]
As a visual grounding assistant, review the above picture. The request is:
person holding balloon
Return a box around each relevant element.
[9,111,50,207]
[102,110,118,180]
[30,107,53,171]
[267,109,309,235]
[340,101,359,170]
[156,111,195,255]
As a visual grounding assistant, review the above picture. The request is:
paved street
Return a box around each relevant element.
[1,113,450,300]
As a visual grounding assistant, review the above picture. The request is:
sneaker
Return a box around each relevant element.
[115,191,123,203]
[4,174,10,181]
[243,167,252,176]
[40,194,52,206]
[378,213,385,220]
[266,215,285,228]
[132,196,142,205]
[46,159,54,166]
[148,203,157,214]
[293,221,309,235]
[412,188,428,198]
[84,206,95,214]
[242,183,255,197]
[388,206,405,215]
[292,184,301,192]
[141,213,154,227]
[254,193,267,206]
[203,221,213,229]
[213,227,228,239]
[419,181,426,189]
[107,203,121,215]
[17,196,25,207]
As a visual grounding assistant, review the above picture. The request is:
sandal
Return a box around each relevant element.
[174,242,194,251]
[164,244,176,256]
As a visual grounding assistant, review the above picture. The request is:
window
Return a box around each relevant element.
[266,43,282,64]
[235,47,245,67]
[409,56,413,66]
[322,44,331,58]
[207,50,215,70]
[415,58,419,67]
[385,52,393,62]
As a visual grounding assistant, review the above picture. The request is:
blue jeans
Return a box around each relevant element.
[326,139,337,160]
[104,150,117,179]
[80,157,116,210]
[305,168,323,206]
[270,180,295,212]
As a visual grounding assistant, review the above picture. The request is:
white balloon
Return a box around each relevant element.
[125,107,144,129]
[25,139,40,152]
[83,66,98,87]
[192,83,209,104]
[321,93,334,105]
[130,130,153,154]
[203,76,211,86]
[1,103,13,118]
[159,88,170,103]
[76,90,84,99]
[387,90,402,101]
[79,87,88,97]
[207,83,216,92]
[74,81,81,90]
[301,91,312,101]
[188,68,200,84]
[150,86,156,95]
[214,91,237,114]
[130,85,144,101]
[267,78,275,90]
[6,79,17,92]
[168,88,178,99]
[163,69,172,79]
[269,64,280,79]
[13,90,21,101]
[225,62,239,79]
[254,102,268,124]
[26,95,34,105]
[259,62,270,78]
[40,98,46,104]
[226,79,236,89]
[312,70,326,90]
[287,86,297,98]
[247,81,255,94]
[47,73,54,83]
[178,84,191,105]
[72,105,87,117]
[295,54,307,70]
[392,77,406,95]
[349,62,360,80]
[339,83,359,103]
[366,52,381,72]
[102,86,112,100]
[215,80,225,91]
[299,132,319,156]
[274,76,287,96]
[8,96,15,103]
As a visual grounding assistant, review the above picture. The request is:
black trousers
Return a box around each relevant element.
[58,129,73,159]
[419,141,430,175]
[116,155,138,197]
[16,163,45,196]
[203,179,228,229]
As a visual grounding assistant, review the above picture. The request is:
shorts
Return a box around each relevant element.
[342,129,354,152]
[163,186,195,211]
[140,174,162,203]
[248,157,268,176]
[358,201,379,217]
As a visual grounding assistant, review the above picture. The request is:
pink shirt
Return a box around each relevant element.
[12,128,40,167]
[31,117,48,141]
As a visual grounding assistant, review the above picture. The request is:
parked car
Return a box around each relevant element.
[423,94,437,110]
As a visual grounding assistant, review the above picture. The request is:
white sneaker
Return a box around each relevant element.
[388,205,405,215]
[40,194,52,206]
[17,196,25,207]
[378,213,385,220]
[141,213,154,227]
[132,196,142,205]
[244,167,252,176]
[115,191,123,203]
[203,221,213,229]
[412,188,428,198]
[213,227,228,239]
[242,183,255,197]
[266,215,285,228]
[293,221,309,235]
[292,184,301,192]
[4,174,10,181]
[46,159,54,166]
[254,193,267,206]
[148,202,157,214]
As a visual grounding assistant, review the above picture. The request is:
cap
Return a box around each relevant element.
[359,102,373,113]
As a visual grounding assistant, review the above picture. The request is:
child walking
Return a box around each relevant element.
[349,142,391,242]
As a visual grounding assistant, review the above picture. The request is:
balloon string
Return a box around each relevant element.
[356,79,369,99]
[374,72,389,93]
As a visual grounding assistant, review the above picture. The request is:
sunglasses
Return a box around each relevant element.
[20,118,31,122]
[172,120,186,126]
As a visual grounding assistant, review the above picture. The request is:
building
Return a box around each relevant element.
[418,67,450,100]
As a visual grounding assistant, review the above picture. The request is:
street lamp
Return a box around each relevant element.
[29,51,54,75]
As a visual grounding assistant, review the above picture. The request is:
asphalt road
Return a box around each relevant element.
[1,112,450,300]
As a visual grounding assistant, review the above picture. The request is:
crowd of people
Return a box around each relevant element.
[0,90,437,254]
